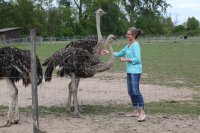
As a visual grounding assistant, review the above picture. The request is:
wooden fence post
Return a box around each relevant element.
[30,29,40,133]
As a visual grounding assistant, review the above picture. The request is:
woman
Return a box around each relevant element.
[114,27,146,122]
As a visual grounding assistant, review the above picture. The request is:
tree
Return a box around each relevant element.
[46,7,74,37]
[172,25,186,35]
[0,0,174,37]
[121,0,170,25]
[186,17,199,36]
[10,0,36,34]
[135,9,163,35]
[92,0,128,35]
[160,16,174,35]
[0,0,16,28]
[64,0,128,36]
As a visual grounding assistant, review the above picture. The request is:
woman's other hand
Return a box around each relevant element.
[120,57,131,62]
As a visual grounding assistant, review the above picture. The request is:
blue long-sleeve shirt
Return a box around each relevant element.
[114,41,142,74]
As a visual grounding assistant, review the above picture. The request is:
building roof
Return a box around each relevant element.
[0,27,21,33]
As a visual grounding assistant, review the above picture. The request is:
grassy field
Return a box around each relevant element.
[8,40,200,89]
[141,43,200,88]
[1,40,200,116]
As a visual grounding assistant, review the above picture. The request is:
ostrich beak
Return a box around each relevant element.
[103,11,107,15]
[112,35,119,45]
[113,35,118,42]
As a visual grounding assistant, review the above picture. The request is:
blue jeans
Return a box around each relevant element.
[127,73,144,110]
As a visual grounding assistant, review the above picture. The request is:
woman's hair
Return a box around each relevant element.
[128,27,142,39]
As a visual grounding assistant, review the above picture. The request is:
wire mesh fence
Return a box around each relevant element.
[0,35,199,132]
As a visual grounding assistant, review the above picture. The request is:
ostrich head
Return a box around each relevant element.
[106,35,116,43]
[95,8,107,16]
[92,34,116,73]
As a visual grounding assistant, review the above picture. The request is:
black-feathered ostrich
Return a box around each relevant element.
[0,47,43,127]
[43,8,106,82]
[43,34,115,117]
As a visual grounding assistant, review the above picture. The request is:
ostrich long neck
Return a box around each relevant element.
[95,13,104,56]
[96,13,102,43]
[95,39,115,73]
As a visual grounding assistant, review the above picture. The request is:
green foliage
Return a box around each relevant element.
[172,25,186,35]
[161,17,174,35]
[100,1,128,35]
[186,17,200,36]
[0,0,174,36]
[145,101,200,116]
[122,0,170,26]
[136,9,162,35]
[0,1,16,28]
[14,0,35,34]
[136,12,174,36]
[2,0,199,37]
[187,17,199,30]
[33,5,48,36]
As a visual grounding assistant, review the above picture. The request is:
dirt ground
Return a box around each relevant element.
[0,73,199,133]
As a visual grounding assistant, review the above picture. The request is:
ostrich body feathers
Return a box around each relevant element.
[0,47,43,86]
[43,36,103,81]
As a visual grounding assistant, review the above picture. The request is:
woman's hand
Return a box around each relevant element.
[120,57,126,62]
[120,57,131,62]
[100,50,109,56]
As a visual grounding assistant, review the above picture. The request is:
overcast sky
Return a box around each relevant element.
[167,0,200,25]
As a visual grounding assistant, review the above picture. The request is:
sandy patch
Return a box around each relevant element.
[0,73,198,133]
[0,76,194,107]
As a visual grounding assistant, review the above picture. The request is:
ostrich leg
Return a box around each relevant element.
[66,81,72,111]
[75,78,81,112]
[12,82,20,124]
[0,79,19,127]
[66,78,80,112]
[71,73,81,117]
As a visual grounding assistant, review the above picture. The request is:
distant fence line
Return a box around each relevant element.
[0,35,200,45]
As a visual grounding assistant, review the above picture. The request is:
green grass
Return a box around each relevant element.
[1,41,200,117]
[0,99,200,116]
[104,41,200,88]
[6,43,67,63]
[2,40,200,88]
[145,101,200,116]
[141,43,200,88]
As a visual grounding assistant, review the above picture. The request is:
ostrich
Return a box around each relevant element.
[0,47,43,127]
[43,9,105,103]
[43,8,106,81]
[43,35,116,117]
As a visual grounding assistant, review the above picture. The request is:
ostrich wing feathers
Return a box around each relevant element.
[43,37,100,81]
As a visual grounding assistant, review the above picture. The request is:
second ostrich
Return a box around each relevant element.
[43,35,116,117]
